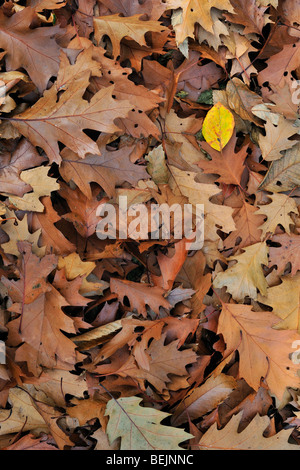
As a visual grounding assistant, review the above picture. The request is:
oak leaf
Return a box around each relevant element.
[89,45,164,138]
[105,396,193,450]
[8,166,60,213]
[12,61,131,163]
[170,166,236,241]
[8,286,78,376]
[110,278,171,317]
[59,184,102,238]
[226,77,264,126]
[266,80,299,121]
[0,387,47,436]
[163,110,203,166]
[72,0,95,38]
[60,143,149,199]
[223,202,264,249]
[268,233,300,276]
[256,194,298,238]
[214,242,269,301]
[224,0,271,35]
[116,334,197,393]
[151,239,188,291]
[1,241,57,304]
[92,317,165,366]
[58,253,107,296]
[28,369,88,408]
[0,8,62,92]
[199,412,298,450]
[258,116,298,162]
[258,274,300,332]
[53,269,91,307]
[198,135,247,186]
[217,382,273,432]
[99,0,167,20]
[217,303,300,399]
[166,0,234,44]
[259,143,300,193]
[55,48,102,91]
[258,42,300,87]
[172,374,237,426]
[4,433,57,451]
[0,138,46,197]
[29,196,76,256]
[67,398,106,427]
[120,31,170,71]
[33,399,74,450]
[1,210,45,258]
[94,14,167,58]
[176,250,211,316]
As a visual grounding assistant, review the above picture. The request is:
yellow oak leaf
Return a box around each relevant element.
[58,253,96,281]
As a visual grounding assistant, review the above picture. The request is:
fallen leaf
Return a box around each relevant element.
[105,396,193,450]
[0,139,46,197]
[110,278,171,317]
[0,387,47,436]
[218,303,300,399]
[12,57,131,163]
[0,8,62,92]
[199,412,299,450]
[258,274,300,332]
[258,116,298,162]
[172,374,237,426]
[214,242,269,301]
[166,0,234,44]
[259,143,300,192]
[256,194,298,238]
[9,166,60,213]
[202,102,235,151]
[94,14,167,58]
[268,233,300,276]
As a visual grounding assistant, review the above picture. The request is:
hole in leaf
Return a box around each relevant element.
[134,326,145,333]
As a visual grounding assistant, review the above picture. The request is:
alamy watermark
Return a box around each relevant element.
[0,340,6,364]
[96,196,204,251]
[292,80,300,106]
[292,340,300,365]
[0,81,6,106]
